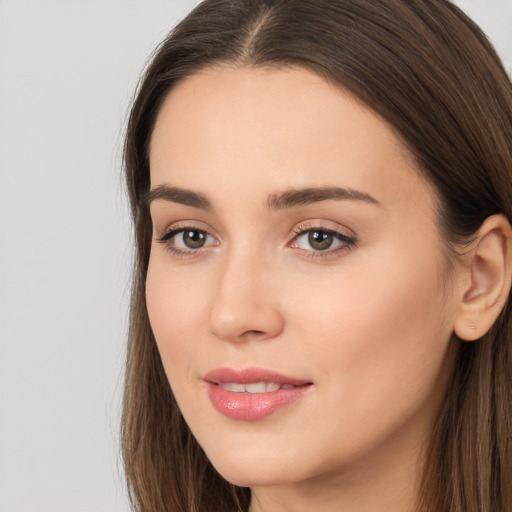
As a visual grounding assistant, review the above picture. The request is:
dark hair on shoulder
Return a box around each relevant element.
[122,1,512,511]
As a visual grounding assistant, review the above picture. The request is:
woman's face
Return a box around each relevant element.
[146,66,458,490]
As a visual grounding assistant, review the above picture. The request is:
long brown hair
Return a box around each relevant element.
[121,1,512,510]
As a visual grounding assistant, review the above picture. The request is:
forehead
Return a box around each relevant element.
[149,65,433,212]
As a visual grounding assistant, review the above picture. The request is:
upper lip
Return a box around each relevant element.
[204,367,312,386]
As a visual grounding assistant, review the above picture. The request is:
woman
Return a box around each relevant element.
[121,1,512,511]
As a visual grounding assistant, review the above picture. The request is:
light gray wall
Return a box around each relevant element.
[0,1,510,511]
[0,2,199,511]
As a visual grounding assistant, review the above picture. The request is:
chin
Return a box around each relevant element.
[206,448,304,488]
[215,464,297,488]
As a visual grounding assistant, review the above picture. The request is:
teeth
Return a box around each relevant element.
[226,382,246,393]
[245,382,266,393]
[218,382,293,393]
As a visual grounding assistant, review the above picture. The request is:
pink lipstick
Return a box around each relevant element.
[204,367,313,421]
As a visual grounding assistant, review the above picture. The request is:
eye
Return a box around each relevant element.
[290,226,356,254]
[302,230,336,251]
[157,226,218,254]
[174,229,210,249]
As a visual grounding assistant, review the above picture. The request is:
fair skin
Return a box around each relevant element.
[146,66,512,512]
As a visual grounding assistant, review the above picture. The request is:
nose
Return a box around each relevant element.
[208,250,284,343]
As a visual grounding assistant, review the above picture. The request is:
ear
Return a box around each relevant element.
[453,214,512,341]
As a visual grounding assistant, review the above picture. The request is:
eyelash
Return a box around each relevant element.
[290,224,357,258]
[156,223,357,259]
[157,226,217,258]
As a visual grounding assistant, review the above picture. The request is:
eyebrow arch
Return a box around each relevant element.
[267,186,381,209]
[142,185,212,210]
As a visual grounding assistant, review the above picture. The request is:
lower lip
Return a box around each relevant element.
[207,383,312,421]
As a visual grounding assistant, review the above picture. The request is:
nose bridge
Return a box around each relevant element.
[208,243,283,342]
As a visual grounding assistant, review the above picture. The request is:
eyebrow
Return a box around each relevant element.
[143,184,380,211]
[142,185,212,210]
[267,186,381,209]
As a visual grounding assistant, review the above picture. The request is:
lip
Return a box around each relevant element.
[204,367,313,421]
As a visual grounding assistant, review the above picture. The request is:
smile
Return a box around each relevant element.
[204,367,313,421]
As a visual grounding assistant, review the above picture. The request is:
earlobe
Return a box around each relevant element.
[453,214,512,341]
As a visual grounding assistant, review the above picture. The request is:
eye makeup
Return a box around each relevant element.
[288,222,357,259]
[154,219,357,261]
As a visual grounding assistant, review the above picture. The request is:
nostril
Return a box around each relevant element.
[208,295,285,342]
[240,330,267,340]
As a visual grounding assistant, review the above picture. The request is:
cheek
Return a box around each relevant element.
[265,249,455,472]
[292,250,447,330]
[286,244,454,409]
[145,257,209,374]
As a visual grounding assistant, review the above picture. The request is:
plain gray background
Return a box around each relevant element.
[0,1,511,511]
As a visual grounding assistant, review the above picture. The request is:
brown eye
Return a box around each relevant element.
[158,227,216,253]
[308,230,334,251]
[290,227,356,255]
[181,229,207,249]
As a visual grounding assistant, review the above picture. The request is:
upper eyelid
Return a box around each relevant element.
[291,220,356,238]
[155,220,220,240]
[292,228,353,240]
[290,227,356,246]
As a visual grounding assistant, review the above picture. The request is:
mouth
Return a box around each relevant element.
[216,381,299,393]
[204,367,313,420]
